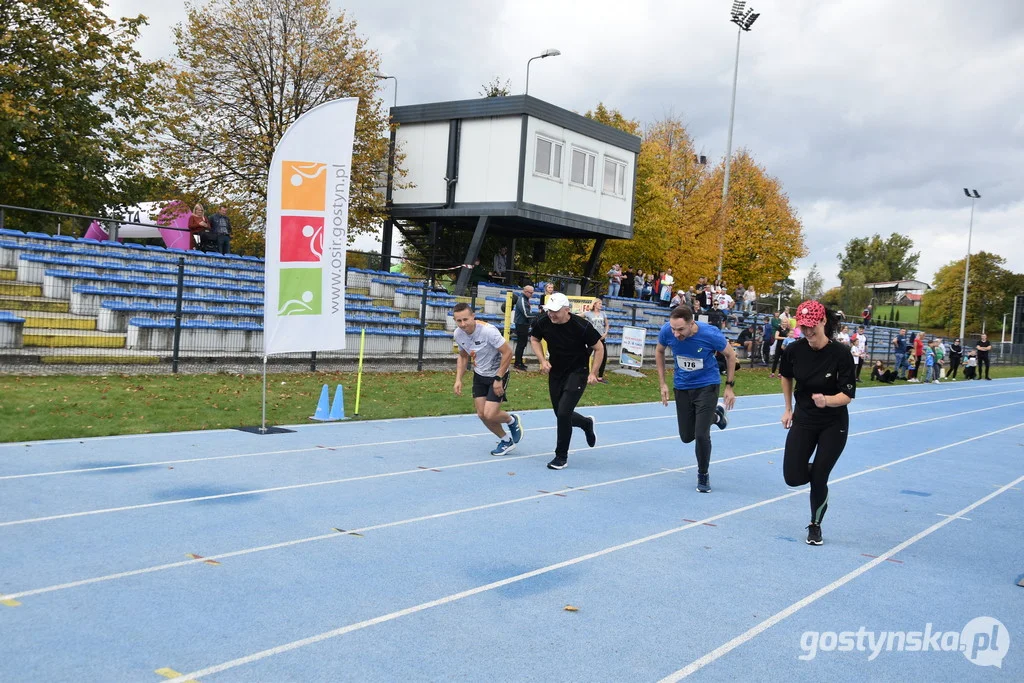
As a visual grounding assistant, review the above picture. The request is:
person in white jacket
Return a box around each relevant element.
[851,326,867,382]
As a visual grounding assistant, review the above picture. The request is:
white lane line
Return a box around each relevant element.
[161,424,1024,683]
[0,446,783,601]
[658,473,1024,682]
[2,378,1016,452]
[6,404,1022,599]
[936,513,972,521]
[5,387,1021,481]
[3,399,1022,528]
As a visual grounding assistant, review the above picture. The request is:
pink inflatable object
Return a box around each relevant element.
[83,220,111,241]
[154,201,193,250]
[83,201,194,249]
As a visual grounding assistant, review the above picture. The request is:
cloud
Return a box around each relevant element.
[106,0,1024,284]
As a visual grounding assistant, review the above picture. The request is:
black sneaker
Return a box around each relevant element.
[715,404,728,430]
[584,415,597,447]
[547,455,568,470]
[696,472,711,493]
[806,523,823,545]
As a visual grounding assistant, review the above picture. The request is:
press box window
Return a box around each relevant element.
[603,157,626,197]
[570,148,596,188]
[534,137,562,179]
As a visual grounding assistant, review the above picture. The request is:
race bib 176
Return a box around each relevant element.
[676,355,703,372]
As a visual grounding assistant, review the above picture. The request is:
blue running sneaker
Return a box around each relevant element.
[491,438,516,456]
[508,414,523,444]
[696,472,711,493]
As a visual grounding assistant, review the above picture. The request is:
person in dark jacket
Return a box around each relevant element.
[207,205,233,255]
[947,338,963,379]
[512,285,535,371]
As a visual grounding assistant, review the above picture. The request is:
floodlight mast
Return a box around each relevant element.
[717,3,760,283]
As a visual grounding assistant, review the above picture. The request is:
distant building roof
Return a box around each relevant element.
[864,279,931,291]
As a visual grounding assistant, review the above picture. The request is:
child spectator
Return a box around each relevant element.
[924,341,936,383]
[964,351,978,380]
[871,360,897,383]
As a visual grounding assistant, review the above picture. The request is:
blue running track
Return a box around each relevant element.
[1,379,1022,681]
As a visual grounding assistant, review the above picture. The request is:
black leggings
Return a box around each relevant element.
[548,370,591,457]
[514,324,530,365]
[771,347,783,374]
[783,413,849,524]
[675,384,720,474]
[978,355,990,379]
[592,339,608,378]
[948,356,961,378]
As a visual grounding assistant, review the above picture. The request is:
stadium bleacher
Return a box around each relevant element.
[0,227,922,366]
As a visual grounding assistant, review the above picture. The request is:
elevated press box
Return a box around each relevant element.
[390,95,640,239]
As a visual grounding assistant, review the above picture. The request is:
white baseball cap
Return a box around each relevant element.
[542,292,571,311]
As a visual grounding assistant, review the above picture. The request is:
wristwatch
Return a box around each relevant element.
[725,380,736,387]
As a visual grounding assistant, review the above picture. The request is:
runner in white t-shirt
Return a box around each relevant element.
[453,303,523,456]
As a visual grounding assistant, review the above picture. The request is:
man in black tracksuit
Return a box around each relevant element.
[529,292,600,470]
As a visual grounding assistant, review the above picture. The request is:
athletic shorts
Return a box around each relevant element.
[472,371,510,402]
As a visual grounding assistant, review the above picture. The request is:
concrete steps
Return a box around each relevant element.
[0,281,43,297]
[0,294,69,313]
[23,328,125,349]
[11,310,97,330]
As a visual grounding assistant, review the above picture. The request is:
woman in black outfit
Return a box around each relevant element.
[948,339,963,379]
[770,325,787,377]
[779,300,856,546]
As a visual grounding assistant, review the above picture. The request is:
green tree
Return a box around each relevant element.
[837,233,919,286]
[801,263,825,301]
[0,0,165,228]
[157,0,390,243]
[920,252,1019,335]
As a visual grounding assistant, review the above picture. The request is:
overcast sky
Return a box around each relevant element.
[107,0,1024,289]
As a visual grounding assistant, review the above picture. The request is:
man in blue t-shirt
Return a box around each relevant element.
[655,306,737,493]
[892,328,909,380]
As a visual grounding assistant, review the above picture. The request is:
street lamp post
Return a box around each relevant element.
[374,72,397,110]
[525,49,561,95]
[717,1,760,284]
[375,72,399,269]
[958,188,981,344]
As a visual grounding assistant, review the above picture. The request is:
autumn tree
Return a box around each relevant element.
[544,111,719,283]
[157,0,390,242]
[920,252,1020,334]
[542,110,804,295]
[642,116,719,285]
[713,150,807,294]
[0,0,165,228]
